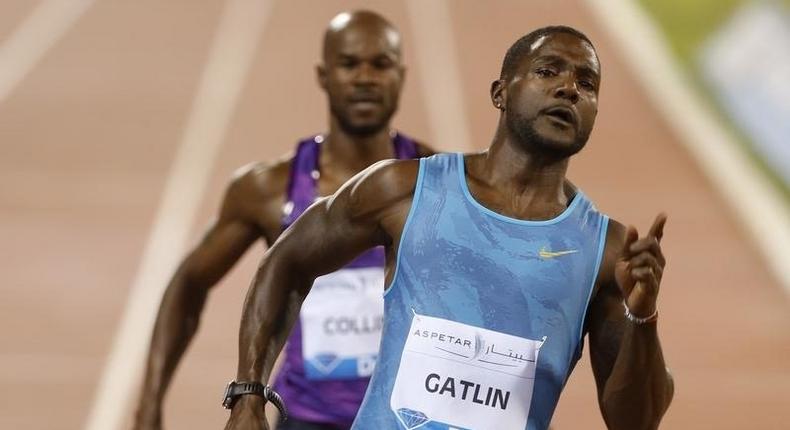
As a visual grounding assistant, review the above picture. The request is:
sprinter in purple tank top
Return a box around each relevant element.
[132,11,432,430]
[226,27,673,430]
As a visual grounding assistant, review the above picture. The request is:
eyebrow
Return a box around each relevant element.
[533,54,600,79]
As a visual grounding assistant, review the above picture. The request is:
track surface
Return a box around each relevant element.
[1,1,788,429]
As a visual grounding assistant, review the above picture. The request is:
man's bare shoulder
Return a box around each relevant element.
[605,218,626,251]
[227,156,292,203]
[338,158,421,220]
[219,155,295,235]
[595,218,627,291]
[348,158,420,199]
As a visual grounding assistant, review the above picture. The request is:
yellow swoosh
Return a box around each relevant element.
[539,247,579,259]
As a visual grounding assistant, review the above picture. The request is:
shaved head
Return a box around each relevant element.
[317,10,405,136]
[323,10,401,62]
[500,26,595,81]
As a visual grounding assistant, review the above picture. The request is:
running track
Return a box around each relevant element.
[1,1,788,429]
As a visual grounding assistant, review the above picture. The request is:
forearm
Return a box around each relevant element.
[601,322,672,430]
[232,165,405,387]
[139,273,209,404]
[236,255,310,384]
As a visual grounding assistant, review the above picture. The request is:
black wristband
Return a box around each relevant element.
[221,380,288,420]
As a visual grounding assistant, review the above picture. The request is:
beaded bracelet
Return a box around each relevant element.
[623,300,658,324]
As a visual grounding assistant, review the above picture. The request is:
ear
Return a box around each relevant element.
[316,63,328,90]
[490,79,506,111]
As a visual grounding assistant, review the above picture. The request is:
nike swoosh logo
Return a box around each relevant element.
[539,247,579,259]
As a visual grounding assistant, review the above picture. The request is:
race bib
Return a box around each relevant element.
[390,313,546,430]
[300,267,384,380]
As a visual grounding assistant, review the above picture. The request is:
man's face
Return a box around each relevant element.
[320,23,404,136]
[502,33,600,157]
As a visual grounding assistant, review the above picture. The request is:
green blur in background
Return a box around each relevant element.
[639,0,790,199]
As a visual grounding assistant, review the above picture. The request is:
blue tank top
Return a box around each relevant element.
[273,133,418,427]
[352,153,608,430]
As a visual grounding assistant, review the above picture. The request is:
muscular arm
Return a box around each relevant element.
[134,165,283,429]
[587,219,673,430]
[225,159,418,428]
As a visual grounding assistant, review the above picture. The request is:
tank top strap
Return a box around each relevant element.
[282,136,321,226]
[283,133,421,227]
[416,152,464,196]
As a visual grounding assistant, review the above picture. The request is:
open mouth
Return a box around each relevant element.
[543,106,576,126]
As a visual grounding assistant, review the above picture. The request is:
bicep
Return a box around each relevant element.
[267,158,417,286]
[272,190,383,284]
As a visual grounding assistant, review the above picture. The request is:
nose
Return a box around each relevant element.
[553,79,579,104]
[353,62,377,85]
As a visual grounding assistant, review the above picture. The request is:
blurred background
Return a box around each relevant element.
[1,0,788,429]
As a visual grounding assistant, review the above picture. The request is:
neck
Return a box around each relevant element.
[322,119,396,173]
[472,123,571,207]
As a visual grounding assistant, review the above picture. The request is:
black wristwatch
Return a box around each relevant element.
[221,380,288,420]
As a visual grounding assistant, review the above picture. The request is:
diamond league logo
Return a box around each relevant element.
[396,407,470,430]
[309,353,341,375]
[396,407,429,429]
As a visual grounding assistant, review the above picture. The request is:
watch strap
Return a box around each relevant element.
[222,380,288,421]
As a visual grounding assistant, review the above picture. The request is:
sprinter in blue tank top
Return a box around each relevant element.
[132,11,432,430]
[226,26,673,430]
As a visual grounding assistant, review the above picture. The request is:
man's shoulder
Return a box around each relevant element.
[604,218,626,252]
[227,156,293,202]
[595,217,626,289]
[338,158,421,220]
[355,158,420,192]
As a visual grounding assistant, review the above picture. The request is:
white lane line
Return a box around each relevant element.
[583,0,790,293]
[404,0,473,150]
[83,1,273,429]
[0,0,96,104]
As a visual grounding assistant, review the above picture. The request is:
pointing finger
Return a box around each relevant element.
[648,212,668,243]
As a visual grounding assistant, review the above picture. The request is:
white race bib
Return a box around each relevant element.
[390,313,546,430]
[300,267,384,380]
